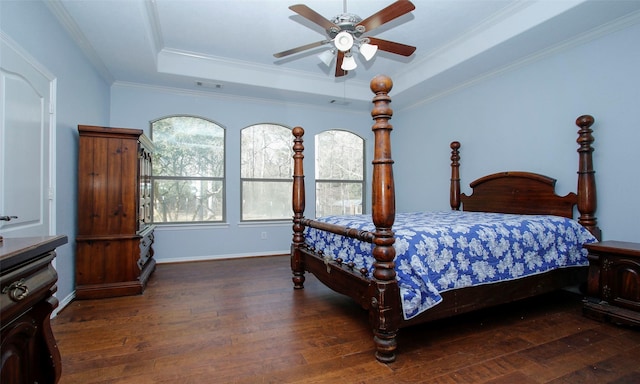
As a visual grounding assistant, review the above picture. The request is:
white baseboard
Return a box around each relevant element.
[156,250,290,264]
[52,291,76,317]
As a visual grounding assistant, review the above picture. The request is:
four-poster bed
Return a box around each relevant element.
[290,75,601,363]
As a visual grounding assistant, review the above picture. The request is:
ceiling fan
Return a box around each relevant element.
[274,1,416,77]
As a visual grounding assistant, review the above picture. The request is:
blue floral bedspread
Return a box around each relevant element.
[303,211,597,320]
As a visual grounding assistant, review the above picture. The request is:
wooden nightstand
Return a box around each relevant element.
[1,235,67,383]
[583,240,640,326]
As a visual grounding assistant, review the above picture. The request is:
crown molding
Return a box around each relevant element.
[44,0,114,84]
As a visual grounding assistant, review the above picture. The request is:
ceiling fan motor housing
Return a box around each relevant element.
[328,13,364,38]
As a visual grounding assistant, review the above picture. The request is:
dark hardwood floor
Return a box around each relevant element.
[51,255,640,383]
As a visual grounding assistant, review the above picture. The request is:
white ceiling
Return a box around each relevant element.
[46,0,640,109]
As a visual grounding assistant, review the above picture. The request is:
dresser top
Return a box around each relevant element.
[585,240,640,257]
[0,235,68,271]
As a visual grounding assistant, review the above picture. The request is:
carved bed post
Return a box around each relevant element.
[291,126,306,289]
[450,141,461,210]
[369,75,400,363]
[575,115,602,240]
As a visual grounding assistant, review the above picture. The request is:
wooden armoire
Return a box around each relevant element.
[76,125,155,299]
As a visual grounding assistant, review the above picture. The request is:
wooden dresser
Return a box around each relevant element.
[0,235,67,384]
[76,125,155,299]
[583,240,640,326]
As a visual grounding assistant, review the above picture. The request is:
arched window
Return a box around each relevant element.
[151,116,225,223]
[240,124,293,221]
[315,130,365,217]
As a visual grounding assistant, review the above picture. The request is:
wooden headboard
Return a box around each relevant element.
[459,171,576,218]
[449,115,601,240]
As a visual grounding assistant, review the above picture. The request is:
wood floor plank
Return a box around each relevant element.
[51,255,640,383]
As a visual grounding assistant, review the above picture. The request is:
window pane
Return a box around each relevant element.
[241,124,292,178]
[315,130,363,180]
[153,179,224,223]
[153,116,224,177]
[316,182,363,217]
[151,116,225,224]
[315,130,365,218]
[240,124,292,221]
[242,181,292,221]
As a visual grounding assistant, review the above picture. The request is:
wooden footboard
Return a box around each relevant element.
[291,75,401,362]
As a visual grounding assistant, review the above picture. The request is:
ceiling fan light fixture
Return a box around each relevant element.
[341,52,357,71]
[359,43,378,61]
[334,31,354,52]
[318,49,335,66]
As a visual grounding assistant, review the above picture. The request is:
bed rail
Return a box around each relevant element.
[300,218,375,243]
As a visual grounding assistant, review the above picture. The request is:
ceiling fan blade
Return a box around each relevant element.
[368,37,416,57]
[274,40,330,58]
[289,4,339,31]
[335,51,347,77]
[357,0,415,33]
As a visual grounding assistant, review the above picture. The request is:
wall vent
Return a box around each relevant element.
[196,81,223,89]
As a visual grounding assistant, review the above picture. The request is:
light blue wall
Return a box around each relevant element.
[109,85,373,261]
[393,21,640,242]
[1,1,111,304]
[4,1,638,310]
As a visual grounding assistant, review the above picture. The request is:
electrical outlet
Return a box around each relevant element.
[261,232,267,240]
